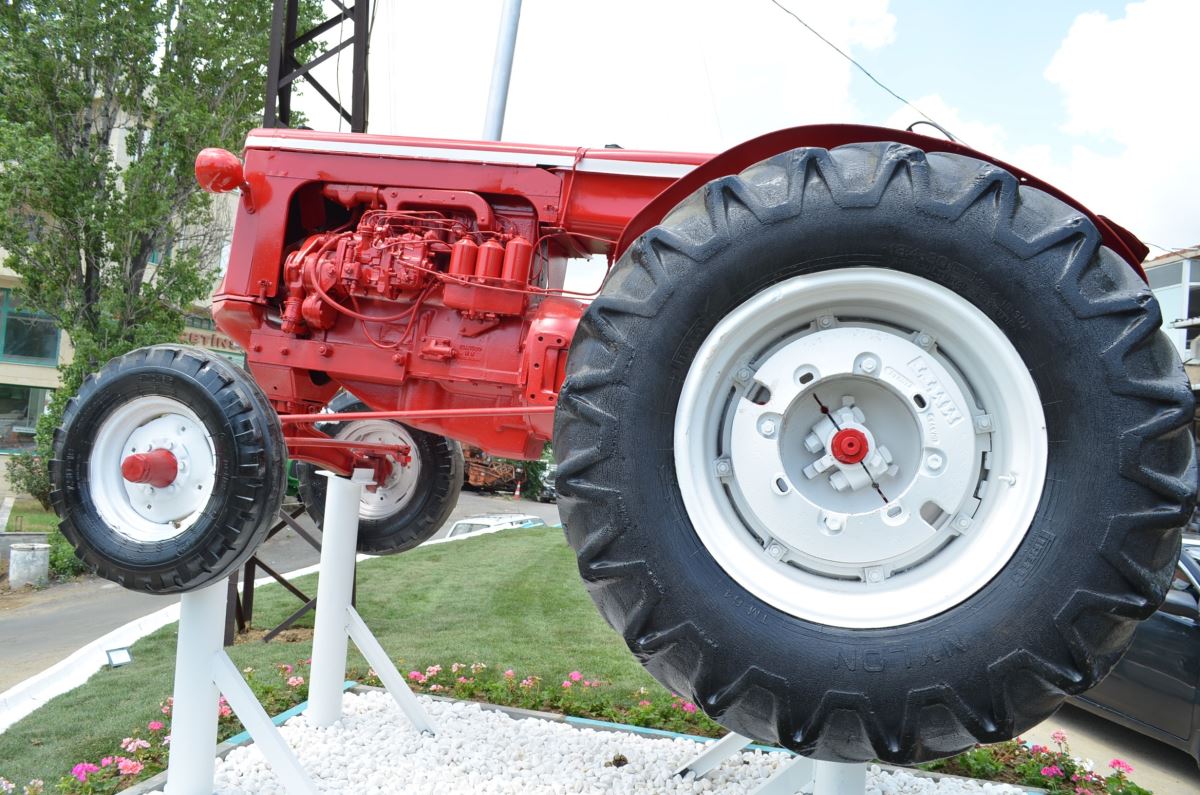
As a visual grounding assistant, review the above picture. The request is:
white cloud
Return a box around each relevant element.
[887,1,1198,251]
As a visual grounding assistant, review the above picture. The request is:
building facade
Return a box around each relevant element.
[0,264,242,496]
[1142,245,1200,384]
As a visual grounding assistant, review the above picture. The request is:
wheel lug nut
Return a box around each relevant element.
[824,515,844,533]
[758,418,777,437]
[860,357,878,374]
[926,453,944,470]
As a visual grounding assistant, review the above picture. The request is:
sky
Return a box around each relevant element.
[299,0,1198,254]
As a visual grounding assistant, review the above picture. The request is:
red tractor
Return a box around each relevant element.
[50,123,1195,765]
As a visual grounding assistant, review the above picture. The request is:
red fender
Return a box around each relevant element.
[615,124,1147,277]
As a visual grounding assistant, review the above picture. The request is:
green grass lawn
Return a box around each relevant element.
[0,526,662,784]
[5,499,57,534]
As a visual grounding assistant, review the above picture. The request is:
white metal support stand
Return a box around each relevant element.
[163,468,434,794]
[676,732,867,795]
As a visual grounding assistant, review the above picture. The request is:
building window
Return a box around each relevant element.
[0,384,49,452]
[1148,261,1184,290]
[185,314,216,331]
[0,291,59,365]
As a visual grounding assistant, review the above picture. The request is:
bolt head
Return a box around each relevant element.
[759,418,777,436]
[926,453,944,470]
[861,358,878,373]
[818,317,833,328]
[716,460,731,475]
[735,367,752,381]
[956,517,970,529]
[979,416,992,429]
[767,544,784,558]
[916,333,933,348]
[824,515,844,532]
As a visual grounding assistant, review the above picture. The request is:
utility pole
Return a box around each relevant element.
[482,0,523,140]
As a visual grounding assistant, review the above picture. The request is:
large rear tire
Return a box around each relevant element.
[296,393,463,555]
[554,143,1196,763]
[50,345,287,593]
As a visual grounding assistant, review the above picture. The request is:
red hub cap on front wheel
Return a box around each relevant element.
[121,448,179,488]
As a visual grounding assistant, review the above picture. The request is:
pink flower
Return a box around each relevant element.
[277,663,293,675]
[162,735,171,746]
[218,703,232,718]
[70,763,99,782]
[504,669,515,679]
[1108,758,1134,774]
[287,676,304,687]
[100,757,114,767]
[117,757,144,776]
[451,663,465,673]
[568,671,583,682]
[638,700,651,707]
[519,677,536,689]
[1029,744,1047,754]
[147,721,164,732]
[408,671,426,683]
[471,662,486,673]
[1051,729,1068,745]
[1041,765,1064,778]
[425,664,442,677]
[120,737,150,753]
[457,676,469,684]
[681,702,697,714]
[429,684,444,692]
[562,680,573,689]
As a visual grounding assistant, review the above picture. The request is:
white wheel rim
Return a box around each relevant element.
[90,396,217,543]
[674,268,1047,628]
[333,420,421,520]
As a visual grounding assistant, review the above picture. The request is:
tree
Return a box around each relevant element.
[0,1,304,505]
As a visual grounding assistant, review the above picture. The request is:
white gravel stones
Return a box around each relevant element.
[149,691,1025,794]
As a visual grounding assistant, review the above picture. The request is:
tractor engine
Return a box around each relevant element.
[235,195,584,462]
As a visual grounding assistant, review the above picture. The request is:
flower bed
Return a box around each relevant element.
[0,656,1159,794]
[923,730,1149,794]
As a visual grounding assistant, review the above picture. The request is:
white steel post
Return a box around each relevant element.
[164,583,227,795]
[813,760,867,794]
[308,469,372,726]
[482,0,522,140]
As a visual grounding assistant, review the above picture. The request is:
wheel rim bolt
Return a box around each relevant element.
[758,418,777,437]
[926,453,944,470]
[735,367,752,382]
[824,515,844,533]
[715,459,732,476]
[818,317,833,329]
[916,333,933,348]
[768,543,784,558]
[860,357,878,374]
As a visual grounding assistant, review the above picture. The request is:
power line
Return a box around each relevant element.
[767,0,952,137]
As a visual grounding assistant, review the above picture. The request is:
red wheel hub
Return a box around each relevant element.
[121,448,179,488]
[830,428,869,465]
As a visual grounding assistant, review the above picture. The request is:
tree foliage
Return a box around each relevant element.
[0,0,295,504]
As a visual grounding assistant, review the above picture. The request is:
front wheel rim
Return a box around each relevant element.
[333,420,421,520]
[673,268,1047,628]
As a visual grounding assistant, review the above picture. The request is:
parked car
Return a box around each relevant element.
[444,513,546,541]
[1069,534,1200,763]
[534,463,558,503]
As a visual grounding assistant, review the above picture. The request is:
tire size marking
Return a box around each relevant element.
[1010,529,1055,586]
[721,589,770,625]
[833,633,967,673]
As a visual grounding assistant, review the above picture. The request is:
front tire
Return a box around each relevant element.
[554,143,1195,763]
[50,345,287,593]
